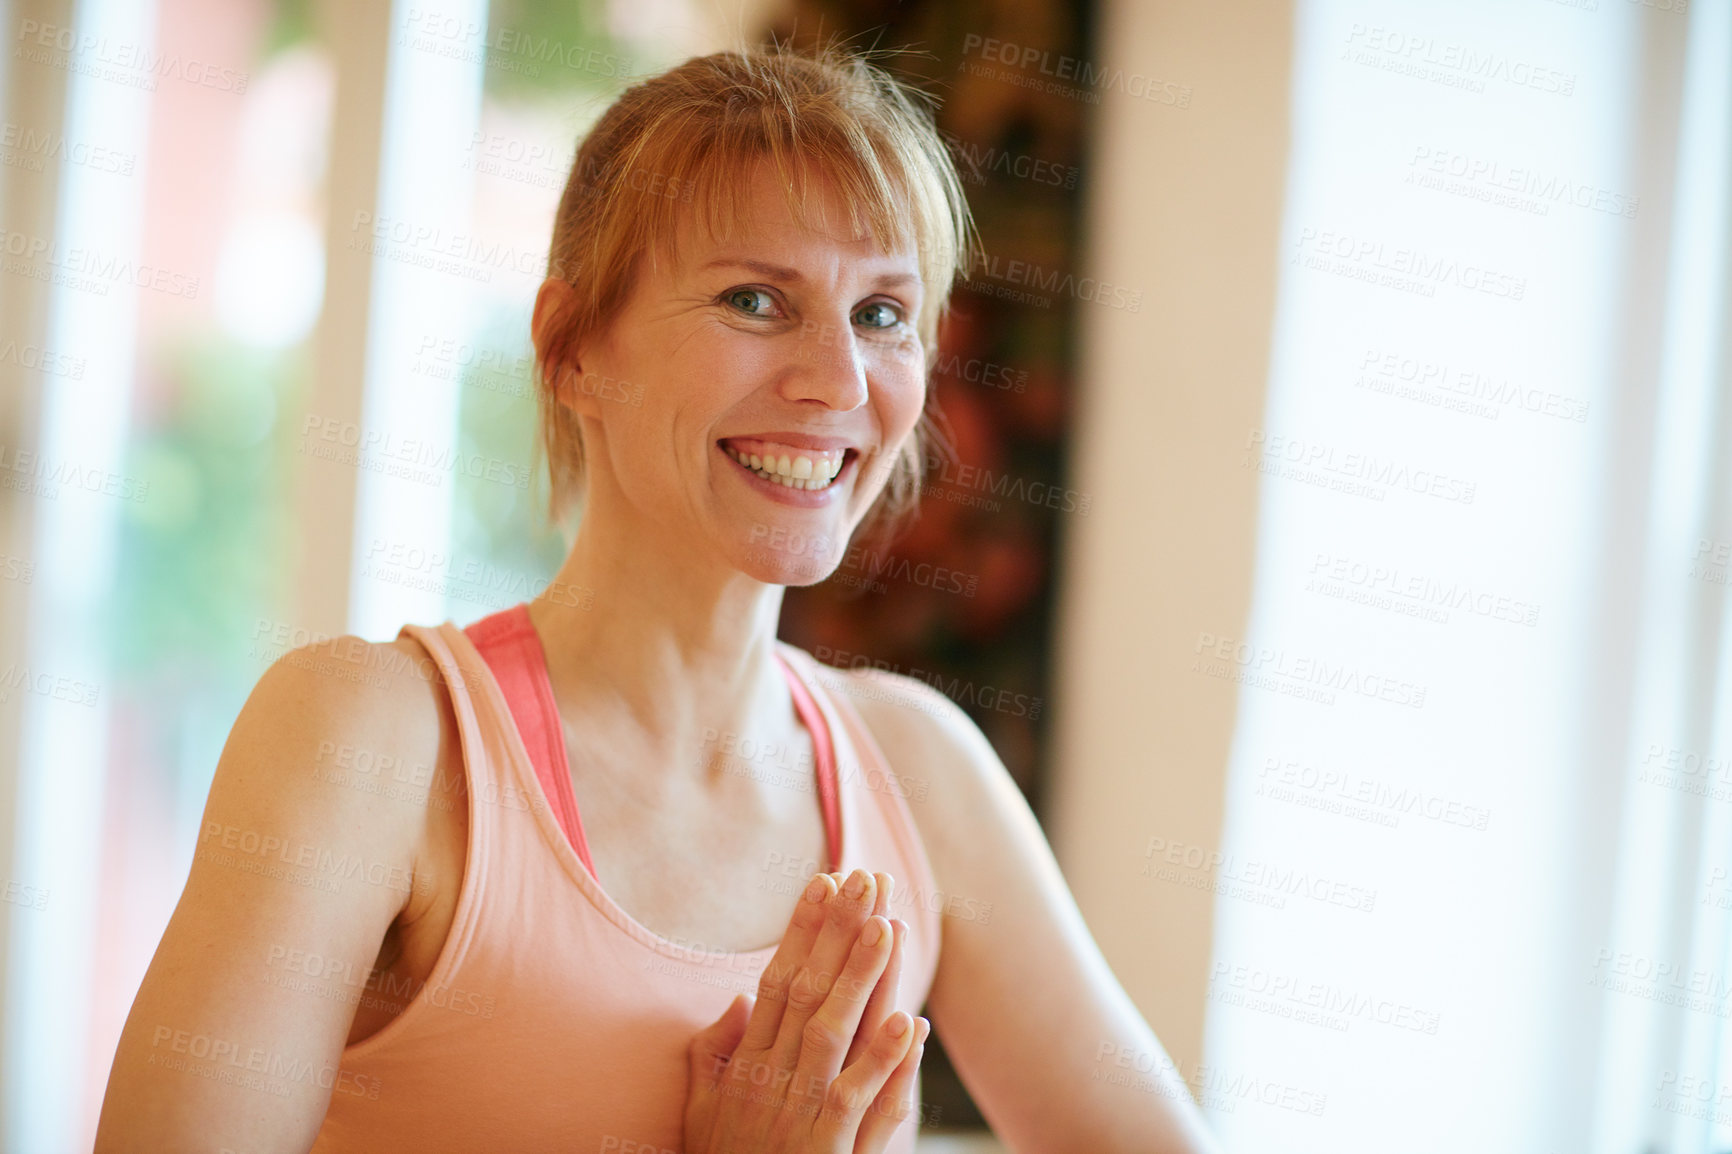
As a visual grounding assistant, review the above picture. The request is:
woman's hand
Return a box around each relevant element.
[684,869,931,1153]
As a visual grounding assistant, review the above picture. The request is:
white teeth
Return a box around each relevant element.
[723,444,847,491]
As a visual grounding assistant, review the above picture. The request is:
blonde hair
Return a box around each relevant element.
[534,43,977,543]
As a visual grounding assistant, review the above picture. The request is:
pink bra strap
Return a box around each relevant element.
[463,606,595,877]
[775,649,844,872]
[464,605,842,876]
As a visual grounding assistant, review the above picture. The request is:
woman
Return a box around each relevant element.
[96,46,1219,1153]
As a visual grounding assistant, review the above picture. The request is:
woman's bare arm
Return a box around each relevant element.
[95,636,455,1153]
[842,670,1222,1154]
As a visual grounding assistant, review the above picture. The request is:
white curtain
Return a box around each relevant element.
[1205,1,1730,1151]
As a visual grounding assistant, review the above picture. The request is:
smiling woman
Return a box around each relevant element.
[92,44,1218,1154]
[531,47,971,546]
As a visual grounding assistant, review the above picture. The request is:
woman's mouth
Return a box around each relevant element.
[719,438,856,492]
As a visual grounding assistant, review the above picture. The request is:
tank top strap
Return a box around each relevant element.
[773,648,844,872]
[462,604,844,876]
[772,645,944,1003]
[388,619,513,974]
[462,605,595,877]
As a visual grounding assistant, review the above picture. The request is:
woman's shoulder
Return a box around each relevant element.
[804,658,1042,943]
[223,630,463,854]
[799,655,1016,818]
[787,651,967,744]
[250,630,453,747]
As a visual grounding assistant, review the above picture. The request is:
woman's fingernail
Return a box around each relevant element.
[861,916,885,946]
[844,870,867,899]
[804,876,827,903]
[887,1012,910,1038]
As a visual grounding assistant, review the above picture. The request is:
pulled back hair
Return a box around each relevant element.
[534,43,978,543]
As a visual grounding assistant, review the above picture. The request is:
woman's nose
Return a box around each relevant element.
[783,316,869,410]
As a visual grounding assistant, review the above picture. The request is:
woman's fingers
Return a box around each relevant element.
[739,872,837,1053]
[845,873,899,1069]
[682,992,754,1149]
[784,913,896,1114]
[869,871,892,919]
[852,1016,929,1152]
[812,1011,920,1151]
[767,869,877,1069]
[845,917,904,1069]
[681,870,922,1153]
[690,993,754,1090]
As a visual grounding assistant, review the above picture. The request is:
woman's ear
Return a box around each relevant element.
[530,276,576,363]
[531,277,595,418]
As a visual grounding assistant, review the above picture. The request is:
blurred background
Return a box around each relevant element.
[1,0,1729,1151]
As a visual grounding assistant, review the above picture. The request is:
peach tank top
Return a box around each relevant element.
[309,606,942,1153]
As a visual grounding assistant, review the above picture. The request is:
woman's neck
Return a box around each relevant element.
[524,501,801,793]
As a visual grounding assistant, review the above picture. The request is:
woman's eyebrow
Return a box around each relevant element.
[702,257,803,281]
[700,257,920,292]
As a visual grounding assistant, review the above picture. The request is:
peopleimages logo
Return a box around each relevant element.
[1306,551,1539,628]
[1208,962,1443,1035]
[1292,226,1526,301]
[147,1025,380,1099]
[1192,630,1428,709]
[0,121,135,175]
[1256,755,1491,832]
[921,452,1090,516]
[1142,835,1379,914]
[812,645,1044,720]
[942,130,1078,191]
[1407,146,1638,219]
[1245,428,1478,506]
[14,19,250,93]
[1354,346,1590,424]
[1092,1042,1328,1117]
[0,443,151,504]
[1341,23,1577,96]
[964,249,1142,313]
[960,34,1192,108]
[299,415,534,491]
[0,227,201,299]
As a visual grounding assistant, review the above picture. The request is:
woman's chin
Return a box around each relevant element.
[730,521,848,586]
[733,547,839,587]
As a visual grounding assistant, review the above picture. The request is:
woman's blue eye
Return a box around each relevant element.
[854,301,901,328]
[727,288,777,315]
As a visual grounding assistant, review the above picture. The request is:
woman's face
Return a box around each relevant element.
[559,159,927,585]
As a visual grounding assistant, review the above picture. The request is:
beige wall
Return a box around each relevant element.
[1048,0,1293,1075]
[291,0,392,640]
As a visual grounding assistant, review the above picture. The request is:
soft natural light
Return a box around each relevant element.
[1593,1,1732,1151]
[4,0,155,1148]
[212,46,333,351]
[346,0,490,639]
[1205,1,1636,1149]
[214,213,326,349]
